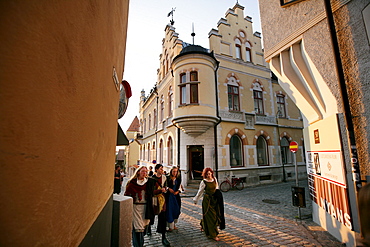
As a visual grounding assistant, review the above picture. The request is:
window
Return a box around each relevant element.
[180,73,187,105]
[230,135,243,167]
[153,109,157,128]
[257,136,268,166]
[143,119,146,133]
[235,39,242,59]
[180,73,186,83]
[152,142,156,162]
[190,84,198,103]
[280,137,292,165]
[143,145,145,160]
[147,143,150,161]
[167,137,173,165]
[228,85,239,111]
[160,95,164,121]
[254,90,264,114]
[168,87,173,117]
[190,71,198,81]
[179,71,199,105]
[277,94,286,118]
[148,114,151,130]
[245,42,252,62]
[159,139,163,163]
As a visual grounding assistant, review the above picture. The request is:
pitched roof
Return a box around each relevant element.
[127,116,140,132]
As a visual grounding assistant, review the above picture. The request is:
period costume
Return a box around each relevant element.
[193,177,225,239]
[125,178,150,247]
[166,175,181,228]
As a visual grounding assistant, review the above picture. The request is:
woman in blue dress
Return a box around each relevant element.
[166,166,181,231]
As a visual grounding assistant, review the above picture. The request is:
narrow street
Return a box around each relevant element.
[143,180,344,247]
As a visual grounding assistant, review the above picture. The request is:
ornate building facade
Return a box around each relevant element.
[132,3,305,186]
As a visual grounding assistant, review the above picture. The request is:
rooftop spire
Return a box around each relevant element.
[191,23,196,45]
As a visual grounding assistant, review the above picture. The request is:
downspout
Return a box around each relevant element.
[324,0,361,232]
[155,86,158,164]
[213,59,221,180]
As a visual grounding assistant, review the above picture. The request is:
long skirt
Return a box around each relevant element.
[201,193,219,238]
[166,193,180,224]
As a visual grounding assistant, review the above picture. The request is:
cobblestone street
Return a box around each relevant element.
[143,180,344,247]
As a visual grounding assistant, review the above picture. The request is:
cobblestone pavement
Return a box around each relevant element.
[142,180,345,247]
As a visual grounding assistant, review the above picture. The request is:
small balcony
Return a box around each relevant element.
[172,115,219,136]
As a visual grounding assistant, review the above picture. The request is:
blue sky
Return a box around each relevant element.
[119,0,262,132]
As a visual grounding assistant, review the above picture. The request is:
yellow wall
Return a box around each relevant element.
[0,1,129,246]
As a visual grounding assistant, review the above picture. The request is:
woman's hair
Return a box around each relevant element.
[127,166,147,187]
[202,167,214,179]
[169,166,178,179]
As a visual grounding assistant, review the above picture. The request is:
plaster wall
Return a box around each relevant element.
[0,1,129,245]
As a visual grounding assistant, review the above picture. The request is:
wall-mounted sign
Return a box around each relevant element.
[280,0,306,7]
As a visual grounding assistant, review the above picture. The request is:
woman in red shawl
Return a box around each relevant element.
[125,166,150,247]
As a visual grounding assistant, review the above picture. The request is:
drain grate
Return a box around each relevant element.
[262,199,280,204]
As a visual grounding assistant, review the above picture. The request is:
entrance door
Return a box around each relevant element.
[188,145,204,180]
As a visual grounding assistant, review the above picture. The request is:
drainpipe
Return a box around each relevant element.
[324,0,361,232]
[213,59,221,180]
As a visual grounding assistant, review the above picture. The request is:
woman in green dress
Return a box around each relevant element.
[193,167,221,241]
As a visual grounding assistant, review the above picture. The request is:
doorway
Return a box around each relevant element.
[188,145,204,180]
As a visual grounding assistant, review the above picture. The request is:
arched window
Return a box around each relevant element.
[230,135,243,167]
[227,76,239,111]
[143,144,145,161]
[168,87,173,117]
[160,95,164,121]
[159,139,163,163]
[235,38,242,59]
[148,114,151,130]
[280,137,292,165]
[245,42,252,62]
[153,109,157,129]
[148,143,151,161]
[167,137,173,165]
[152,142,156,163]
[257,136,269,166]
[143,119,146,133]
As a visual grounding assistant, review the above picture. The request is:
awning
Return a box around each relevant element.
[117,123,129,145]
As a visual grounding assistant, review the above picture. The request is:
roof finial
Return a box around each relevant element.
[167,8,176,26]
[191,23,196,45]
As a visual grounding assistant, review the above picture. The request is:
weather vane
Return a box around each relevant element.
[167,8,176,25]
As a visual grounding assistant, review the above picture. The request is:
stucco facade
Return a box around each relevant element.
[258,0,370,245]
[133,3,304,187]
[0,1,130,246]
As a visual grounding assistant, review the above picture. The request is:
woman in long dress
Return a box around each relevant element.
[166,166,181,231]
[124,166,151,247]
[193,167,221,241]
